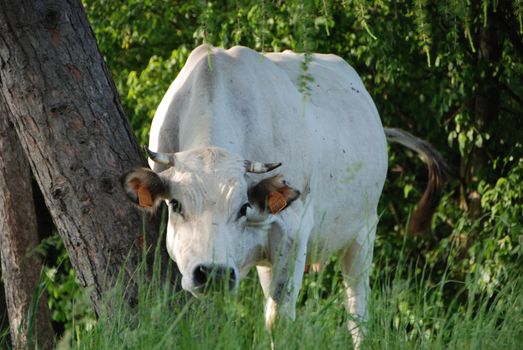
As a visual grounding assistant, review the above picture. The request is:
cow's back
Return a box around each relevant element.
[150,45,387,257]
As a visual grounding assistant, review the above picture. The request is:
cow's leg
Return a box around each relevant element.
[256,265,280,332]
[264,202,313,331]
[339,221,376,349]
[264,236,308,331]
[256,265,272,298]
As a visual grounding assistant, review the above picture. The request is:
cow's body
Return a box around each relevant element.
[122,45,443,348]
[150,44,387,258]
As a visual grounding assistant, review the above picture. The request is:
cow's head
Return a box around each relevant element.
[121,147,299,294]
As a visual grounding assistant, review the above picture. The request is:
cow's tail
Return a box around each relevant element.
[384,127,449,234]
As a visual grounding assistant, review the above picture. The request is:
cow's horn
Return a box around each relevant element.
[145,147,175,166]
[244,160,282,173]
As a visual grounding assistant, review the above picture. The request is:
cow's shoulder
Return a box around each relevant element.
[185,45,262,70]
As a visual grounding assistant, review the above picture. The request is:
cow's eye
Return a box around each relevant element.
[170,198,183,214]
[238,203,251,218]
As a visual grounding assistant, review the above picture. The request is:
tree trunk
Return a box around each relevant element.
[0,0,162,315]
[463,2,503,218]
[0,269,12,347]
[0,100,54,349]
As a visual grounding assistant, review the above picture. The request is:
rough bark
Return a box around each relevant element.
[0,101,54,349]
[0,270,11,347]
[0,0,162,315]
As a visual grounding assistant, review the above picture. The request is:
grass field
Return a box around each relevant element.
[59,246,522,350]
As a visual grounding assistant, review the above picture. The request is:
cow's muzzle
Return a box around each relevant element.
[192,264,237,293]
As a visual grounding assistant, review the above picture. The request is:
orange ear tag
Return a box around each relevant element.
[137,186,153,208]
[268,191,287,214]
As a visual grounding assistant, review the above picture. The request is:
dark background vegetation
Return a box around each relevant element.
[3,0,520,341]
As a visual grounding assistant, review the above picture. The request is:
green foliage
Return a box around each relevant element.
[39,235,95,337]
[126,48,190,143]
[474,156,523,291]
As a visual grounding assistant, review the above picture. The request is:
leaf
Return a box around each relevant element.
[404,184,414,199]
[475,134,483,148]
[458,132,467,155]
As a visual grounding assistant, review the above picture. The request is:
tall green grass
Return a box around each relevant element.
[64,246,522,350]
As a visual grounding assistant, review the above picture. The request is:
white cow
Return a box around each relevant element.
[122,45,446,347]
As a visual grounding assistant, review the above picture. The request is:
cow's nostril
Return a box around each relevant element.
[193,264,209,289]
[192,264,236,292]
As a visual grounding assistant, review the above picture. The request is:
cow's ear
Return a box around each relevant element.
[120,168,167,210]
[248,175,300,214]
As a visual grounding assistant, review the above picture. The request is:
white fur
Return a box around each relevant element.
[149,45,388,347]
